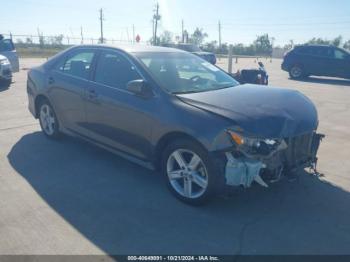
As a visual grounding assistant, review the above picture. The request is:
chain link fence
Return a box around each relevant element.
[2,33,147,58]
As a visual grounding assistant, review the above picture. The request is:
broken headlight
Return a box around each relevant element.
[227,130,281,156]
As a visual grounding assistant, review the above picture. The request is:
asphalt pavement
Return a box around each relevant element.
[0,58,350,255]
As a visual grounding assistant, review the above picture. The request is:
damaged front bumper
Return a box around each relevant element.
[224,132,325,188]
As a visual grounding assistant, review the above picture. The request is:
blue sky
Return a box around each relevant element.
[1,0,350,46]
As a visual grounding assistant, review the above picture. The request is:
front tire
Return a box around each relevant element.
[38,99,60,139]
[161,139,221,205]
[0,78,11,88]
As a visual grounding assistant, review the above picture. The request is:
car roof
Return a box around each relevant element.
[296,44,334,48]
[72,44,187,54]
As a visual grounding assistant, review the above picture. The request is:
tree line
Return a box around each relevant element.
[14,29,350,57]
[156,28,350,56]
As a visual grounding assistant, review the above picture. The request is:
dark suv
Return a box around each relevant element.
[282,45,350,79]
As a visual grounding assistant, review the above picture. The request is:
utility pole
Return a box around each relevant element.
[181,19,184,43]
[126,27,130,42]
[153,3,160,45]
[218,20,222,50]
[37,27,43,47]
[132,24,135,44]
[80,26,84,44]
[99,8,104,43]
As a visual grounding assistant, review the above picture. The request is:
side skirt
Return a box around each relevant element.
[61,127,155,171]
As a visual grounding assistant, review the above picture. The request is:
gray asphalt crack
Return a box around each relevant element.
[0,123,38,132]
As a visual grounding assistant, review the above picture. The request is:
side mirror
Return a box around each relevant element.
[126,79,153,98]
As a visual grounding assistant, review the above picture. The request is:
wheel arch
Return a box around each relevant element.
[153,131,207,170]
[34,94,50,118]
[289,62,304,71]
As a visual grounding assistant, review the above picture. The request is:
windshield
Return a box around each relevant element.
[177,45,201,52]
[136,52,239,94]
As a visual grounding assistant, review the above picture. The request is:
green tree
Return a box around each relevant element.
[189,28,208,45]
[217,43,228,54]
[332,36,342,47]
[50,35,64,47]
[25,37,33,45]
[202,40,217,53]
[308,37,330,45]
[344,40,350,50]
[284,40,294,50]
[307,36,343,47]
[159,30,173,45]
[253,34,272,55]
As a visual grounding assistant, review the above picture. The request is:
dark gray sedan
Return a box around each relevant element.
[27,44,323,205]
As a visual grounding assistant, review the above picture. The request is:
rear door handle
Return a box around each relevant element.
[87,89,98,100]
[48,77,55,85]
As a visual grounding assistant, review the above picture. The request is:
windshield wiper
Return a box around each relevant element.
[212,83,236,89]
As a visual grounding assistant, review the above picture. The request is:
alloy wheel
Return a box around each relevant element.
[166,149,209,199]
[40,104,56,136]
[290,66,302,78]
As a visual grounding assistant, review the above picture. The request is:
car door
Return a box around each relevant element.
[303,46,332,76]
[85,49,156,160]
[48,48,96,135]
[314,46,333,76]
[330,48,350,78]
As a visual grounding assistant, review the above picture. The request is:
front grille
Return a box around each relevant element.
[284,132,314,168]
[3,69,12,76]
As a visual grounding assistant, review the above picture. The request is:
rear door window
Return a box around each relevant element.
[58,50,95,80]
[297,46,332,58]
[313,47,332,58]
[297,47,312,55]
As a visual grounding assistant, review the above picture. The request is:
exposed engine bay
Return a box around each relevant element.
[225,132,325,188]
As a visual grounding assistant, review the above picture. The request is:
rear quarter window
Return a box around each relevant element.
[295,47,312,55]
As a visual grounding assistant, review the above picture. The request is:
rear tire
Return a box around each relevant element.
[38,99,61,139]
[161,139,222,205]
[289,65,304,79]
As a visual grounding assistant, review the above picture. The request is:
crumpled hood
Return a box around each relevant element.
[177,84,318,138]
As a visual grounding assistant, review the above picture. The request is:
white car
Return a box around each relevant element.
[0,54,12,86]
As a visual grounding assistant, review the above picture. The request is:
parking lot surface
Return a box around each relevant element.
[1,58,350,255]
